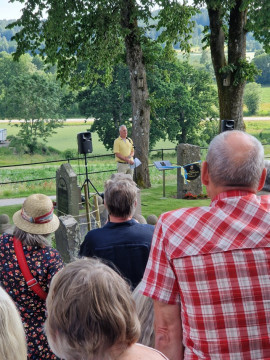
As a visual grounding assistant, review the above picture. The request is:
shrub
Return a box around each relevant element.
[244,82,262,115]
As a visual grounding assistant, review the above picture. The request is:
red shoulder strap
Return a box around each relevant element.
[13,237,47,301]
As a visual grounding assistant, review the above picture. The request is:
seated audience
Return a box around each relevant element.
[0,286,27,360]
[79,177,154,289]
[45,258,168,360]
[141,130,270,360]
[0,194,64,359]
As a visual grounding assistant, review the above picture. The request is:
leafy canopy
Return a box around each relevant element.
[8,0,197,88]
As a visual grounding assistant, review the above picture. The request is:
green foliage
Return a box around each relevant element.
[77,45,218,150]
[148,52,218,145]
[252,52,270,85]
[3,70,65,153]
[157,3,198,52]
[8,135,62,155]
[246,1,270,53]
[244,82,262,115]
[62,149,77,160]
[219,59,261,86]
[78,64,131,150]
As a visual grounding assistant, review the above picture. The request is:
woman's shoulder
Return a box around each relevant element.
[122,343,169,360]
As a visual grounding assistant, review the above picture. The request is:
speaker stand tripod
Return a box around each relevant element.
[81,154,101,199]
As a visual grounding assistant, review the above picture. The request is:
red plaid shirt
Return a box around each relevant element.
[141,190,270,359]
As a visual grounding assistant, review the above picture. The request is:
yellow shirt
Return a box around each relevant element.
[113,136,134,162]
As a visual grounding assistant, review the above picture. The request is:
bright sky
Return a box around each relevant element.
[0,0,24,20]
[0,0,195,21]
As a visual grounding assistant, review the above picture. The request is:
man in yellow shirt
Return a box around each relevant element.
[113,125,134,176]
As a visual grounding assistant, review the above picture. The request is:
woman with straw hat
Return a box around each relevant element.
[0,194,64,359]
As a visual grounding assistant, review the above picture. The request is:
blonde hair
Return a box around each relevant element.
[45,258,140,360]
[0,287,27,360]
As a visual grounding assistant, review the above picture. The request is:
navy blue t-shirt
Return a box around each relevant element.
[79,219,154,289]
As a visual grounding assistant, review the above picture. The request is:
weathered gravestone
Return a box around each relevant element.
[56,163,80,218]
[177,144,202,199]
[55,215,81,263]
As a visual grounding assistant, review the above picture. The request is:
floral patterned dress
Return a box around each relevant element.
[0,233,64,359]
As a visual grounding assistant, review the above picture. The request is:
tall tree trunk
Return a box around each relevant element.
[121,0,151,188]
[207,0,247,130]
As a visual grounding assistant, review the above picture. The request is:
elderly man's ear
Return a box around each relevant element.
[201,161,209,186]
[258,168,267,191]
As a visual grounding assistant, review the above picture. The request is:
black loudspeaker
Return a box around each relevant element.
[221,120,234,132]
[77,132,93,154]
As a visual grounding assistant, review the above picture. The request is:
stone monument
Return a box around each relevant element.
[177,143,202,199]
[55,215,81,263]
[56,163,81,218]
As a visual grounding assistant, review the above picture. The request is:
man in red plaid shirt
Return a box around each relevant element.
[140,130,270,360]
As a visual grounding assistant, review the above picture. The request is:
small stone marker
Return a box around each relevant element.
[55,215,81,263]
[177,144,202,199]
[56,163,80,218]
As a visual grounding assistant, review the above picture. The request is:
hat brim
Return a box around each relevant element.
[13,210,59,235]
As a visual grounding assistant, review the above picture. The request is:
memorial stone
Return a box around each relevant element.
[56,163,80,217]
[55,215,81,263]
[177,144,202,199]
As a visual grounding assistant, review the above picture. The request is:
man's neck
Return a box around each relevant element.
[109,215,132,223]
[209,186,256,200]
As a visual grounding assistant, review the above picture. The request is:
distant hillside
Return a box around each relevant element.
[0,20,20,53]
[0,9,262,54]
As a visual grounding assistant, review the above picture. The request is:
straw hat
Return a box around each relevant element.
[13,194,59,235]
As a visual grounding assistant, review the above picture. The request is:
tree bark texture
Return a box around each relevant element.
[121,0,151,188]
[207,0,247,130]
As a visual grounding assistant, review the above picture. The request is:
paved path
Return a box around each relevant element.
[0,195,56,207]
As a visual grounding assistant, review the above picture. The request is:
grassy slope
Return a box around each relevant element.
[1,122,178,154]
[1,185,211,222]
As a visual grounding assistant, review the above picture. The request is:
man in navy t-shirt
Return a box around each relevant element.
[79,177,154,289]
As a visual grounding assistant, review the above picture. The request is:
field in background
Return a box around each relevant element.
[1,119,270,200]
[1,122,178,155]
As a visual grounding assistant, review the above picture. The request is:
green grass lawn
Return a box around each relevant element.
[1,122,177,155]
[261,86,270,103]
[1,118,270,200]
[1,183,210,223]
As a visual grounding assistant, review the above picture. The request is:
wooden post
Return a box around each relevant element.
[83,183,91,231]
[93,194,101,228]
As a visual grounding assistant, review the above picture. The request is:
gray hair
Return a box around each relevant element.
[13,227,50,247]
[45,258,140,360]
[104,178,137,219]
[132,283,154,348]
[119,124,127,131]
[206,130,264,189]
